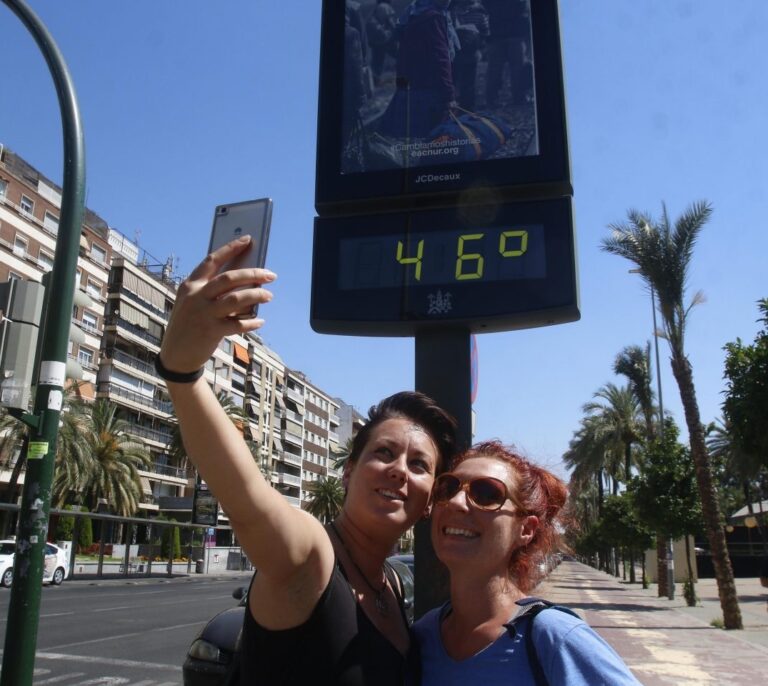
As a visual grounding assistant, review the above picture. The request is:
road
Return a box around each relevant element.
[0,573,253,686]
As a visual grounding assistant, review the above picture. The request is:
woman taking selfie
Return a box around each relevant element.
[413,441,640,685]
[158,236,457,685]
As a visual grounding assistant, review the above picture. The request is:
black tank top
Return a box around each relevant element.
[240,560,410,685]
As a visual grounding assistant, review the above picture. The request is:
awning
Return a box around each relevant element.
[274,394,286,410]
[285,397,305,415]
[118,302,150,330]
[272,438,284,453]
[233,343,249,365]
[249,378,261,393]
[140,476,153,495]
[122,269,165,311]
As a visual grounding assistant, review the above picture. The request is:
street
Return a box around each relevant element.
[0,573,252,686]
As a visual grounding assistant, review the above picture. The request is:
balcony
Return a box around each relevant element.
[127,422,173,446]
[98,382,173,415]
[328,430,340,444]
[285,409,304,424]
[282,495,301,508]
[329,412,340,426]
[278,451,302,468]
[286,387,304,405]
[282,430,303,449]
[73,317,100,337]
[276,473,301,488]
[144,461,189,481]
[105,348,156,377]
[105,315,162,348]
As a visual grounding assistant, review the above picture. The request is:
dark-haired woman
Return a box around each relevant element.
[158,236,457,685]
[413,441,640,685]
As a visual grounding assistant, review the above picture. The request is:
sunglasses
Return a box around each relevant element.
[433,473,519,512]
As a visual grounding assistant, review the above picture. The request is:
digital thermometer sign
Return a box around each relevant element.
[311,197,578,336]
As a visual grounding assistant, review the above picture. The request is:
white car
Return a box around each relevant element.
[0,539,69,587]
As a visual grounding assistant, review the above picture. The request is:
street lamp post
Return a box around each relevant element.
[1,1,86,683]
[631,269,674,600]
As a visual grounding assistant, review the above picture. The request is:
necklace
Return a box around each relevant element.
[329,521,389,616]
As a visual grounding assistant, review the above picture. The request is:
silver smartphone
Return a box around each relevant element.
[208,197,273,317]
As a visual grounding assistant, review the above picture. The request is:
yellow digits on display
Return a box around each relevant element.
[396,229,529,282]
[500,230,528,257]
[456,233,485,281]
[397,239,424,281]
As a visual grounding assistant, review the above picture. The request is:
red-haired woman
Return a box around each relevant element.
[412,441,640,685]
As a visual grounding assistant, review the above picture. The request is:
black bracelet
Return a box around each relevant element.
[154,354,204,383]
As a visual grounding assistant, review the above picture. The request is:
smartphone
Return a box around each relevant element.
[208,197,273,317]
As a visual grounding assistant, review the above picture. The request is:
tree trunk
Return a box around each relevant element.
[629,548,636,583]
[684,534,697,607]
[657,537,668,597]
[671,353,743,629]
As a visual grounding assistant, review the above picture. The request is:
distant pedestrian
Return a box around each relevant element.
[412,441,641,685]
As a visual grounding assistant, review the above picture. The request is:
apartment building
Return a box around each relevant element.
[0,145,358,524]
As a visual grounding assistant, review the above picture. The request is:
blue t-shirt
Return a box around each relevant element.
[412,600,641,686]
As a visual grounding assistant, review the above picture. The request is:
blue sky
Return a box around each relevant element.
[2,1,766,478]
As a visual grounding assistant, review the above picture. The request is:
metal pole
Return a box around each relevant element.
[1,1,85,683]
[414,328,472,618]
[651,286,674,600]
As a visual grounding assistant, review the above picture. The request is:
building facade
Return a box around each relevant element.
[0,146,357,528]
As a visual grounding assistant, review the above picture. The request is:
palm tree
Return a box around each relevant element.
[332,436,355,471]
[603,201,742,628]
[305,476,345,524]
[707,418,767,554]
[169,389,246,471]
[583,383,642,485]
[614,344,656,440]
[79,400,152,517]
[614,344,667,591]
[51,395,92,508]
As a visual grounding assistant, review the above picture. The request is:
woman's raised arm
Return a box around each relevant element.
[159,237,334,599]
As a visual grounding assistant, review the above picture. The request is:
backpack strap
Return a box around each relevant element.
[505,598,580,686]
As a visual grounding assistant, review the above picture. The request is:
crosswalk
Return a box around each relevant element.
[33,670,180,686]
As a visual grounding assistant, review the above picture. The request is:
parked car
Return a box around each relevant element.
[0,539,69,587]
[388,553,414,576]
[183,556,415,686]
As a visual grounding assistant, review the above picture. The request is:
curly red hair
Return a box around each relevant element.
[451,440,568,592]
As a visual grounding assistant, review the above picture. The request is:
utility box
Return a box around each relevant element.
[0,280,46,410]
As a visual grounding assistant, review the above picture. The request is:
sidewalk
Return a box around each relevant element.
[537,561,768,685]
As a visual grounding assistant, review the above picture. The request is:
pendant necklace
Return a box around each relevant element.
[329,521,389,616]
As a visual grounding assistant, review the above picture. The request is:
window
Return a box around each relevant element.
[77,347,94,367]
[86,278,102,299]
[38,249,54,272]
[232,368,245,389]
[220,339,232,355]
[43,211,59,234]
[81,310,98,333]
[0,179,7,198]
[20,195,34,215]
[90,243,107,265]
[13,235,27,258]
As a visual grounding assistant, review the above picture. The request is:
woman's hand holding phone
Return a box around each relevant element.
[159,236,277,377]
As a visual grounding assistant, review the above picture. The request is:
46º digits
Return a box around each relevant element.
[396,229,529,282]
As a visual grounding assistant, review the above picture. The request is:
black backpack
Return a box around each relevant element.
[506,597,581,686]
